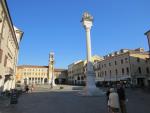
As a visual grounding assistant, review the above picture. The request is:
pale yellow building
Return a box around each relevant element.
[16,65,67,85]
[0,0,23,92]
[68,55,103,85]
[94,48,150,87]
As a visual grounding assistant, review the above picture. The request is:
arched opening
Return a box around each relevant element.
[24,78,27,85]
[44,78,48,84]
[55,78,59,84]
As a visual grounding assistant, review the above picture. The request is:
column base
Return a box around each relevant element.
[79,69,104,96]
[48,80,57,88]
[79,86,104,96]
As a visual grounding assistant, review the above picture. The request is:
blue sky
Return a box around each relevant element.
[7,0,150,69]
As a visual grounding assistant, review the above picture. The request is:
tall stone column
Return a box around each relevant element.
[31,77,33,84]
[144,30,150,87]
[33,78,35,84]
[42,78,45,84]
[145,30,150,54]
[86,28,92,62]
[81,12,103,96]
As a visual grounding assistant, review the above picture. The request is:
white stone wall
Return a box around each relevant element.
[0,1,23,91]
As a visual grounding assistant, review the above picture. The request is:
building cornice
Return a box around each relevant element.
[17,65,49,68]
[1,0,22,49]
[97,51,149,64]
[17,65,67,71]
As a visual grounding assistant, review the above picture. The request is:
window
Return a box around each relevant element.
[126,67,129,74]
[125,58,128,63]
[109,62,111,66]
[77,76,80,80]
[110,70,111,75]
[146,67,149,74]
[138,67,142,74]
[115,61,117,65]
[100,72,102,77]
[122,68,124,75]
[115,69,118,75]
[121,59,124,64]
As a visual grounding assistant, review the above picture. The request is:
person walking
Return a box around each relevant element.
[108,88,120,113]
[25,85,29,93]
[30,84,34,93]
[117,84,127,113]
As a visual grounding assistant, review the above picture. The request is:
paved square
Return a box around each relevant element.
[1,86,150,113]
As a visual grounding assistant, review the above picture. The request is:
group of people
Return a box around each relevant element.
[106,84,127,113]
[25,84,34,93]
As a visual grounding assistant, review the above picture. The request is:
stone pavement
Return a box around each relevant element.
[0,96,10,112]
[0,86,150,113]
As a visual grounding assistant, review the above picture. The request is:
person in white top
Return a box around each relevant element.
[108,88,120,113]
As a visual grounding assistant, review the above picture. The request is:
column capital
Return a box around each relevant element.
[85,27,91,32]
[82,20,92,30]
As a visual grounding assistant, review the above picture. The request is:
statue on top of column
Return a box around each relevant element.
[82,12,93,22]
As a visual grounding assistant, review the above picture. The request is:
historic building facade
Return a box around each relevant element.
[68,55,103,85]
[16,65,67,85]
[94,48,150,87]
[0,0,23,92]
